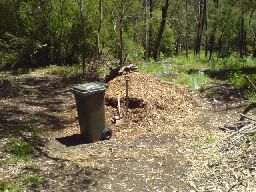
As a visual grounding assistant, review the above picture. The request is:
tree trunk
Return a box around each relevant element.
[175,39,179,55]
[209,0,218,60]
[79,0,86,75]
[253,43,256,57]
[249,9,256,57]
[240,14,245,58]
[148,0,153,57]
[185,0,189,58]
[194,1,204,55]
[204,0,208,57]
[97,0,103,56]
[144,0,149,60]
[119,1,125,65]
[153,0,170,61]
[217,27,224,59]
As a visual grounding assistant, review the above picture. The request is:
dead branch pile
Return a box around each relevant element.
[105,72,197,140]
[191,114,256,192]
[217,114,256,191]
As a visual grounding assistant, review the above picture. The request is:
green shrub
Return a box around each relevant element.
[228,72,247,89]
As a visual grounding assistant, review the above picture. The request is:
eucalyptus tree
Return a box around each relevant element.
[153,0,171,61]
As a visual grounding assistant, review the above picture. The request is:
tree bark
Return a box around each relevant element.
[119,0,125,65]
[79,0,86,75]
[185,0,189,58]
[204,0,208,57]
[153,0,170,61]
[149,0,153,57]
[249,9,256,57]
[240,14,245,58]
[194,1,204,55]
[97,0,103,56]
[144,0,149,60]
[209,0,218,60]
[217,27,225,58]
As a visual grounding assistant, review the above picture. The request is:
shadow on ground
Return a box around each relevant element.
[56,134,90,147]
[0,75,79,138]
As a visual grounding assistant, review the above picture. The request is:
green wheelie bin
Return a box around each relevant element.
[72,82,112,142]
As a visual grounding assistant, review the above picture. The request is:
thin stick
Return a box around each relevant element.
[117,94,121,117]
[125,75,130,115]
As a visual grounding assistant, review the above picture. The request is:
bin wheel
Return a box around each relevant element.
[102,128,112,140]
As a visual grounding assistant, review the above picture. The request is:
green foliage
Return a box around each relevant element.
[139,62,165,74]
[30,116,47,124]
[4,139,34,158]
[0,173,42,192]
[228,72,247,89]
[36,65,83,78]
[176,72,211,90]
[0,32,45,70]
[188,135,216,149]
[13,125,44,137]
[172,53,209,73]
[0,181,21,192]
[250,134,256,143]
[208,155,221,167]
[23,173,42,185]
[246,91,256,103]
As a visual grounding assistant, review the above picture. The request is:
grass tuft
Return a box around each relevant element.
[13,125,44,137]
[0,181,21,192]
[176,72,211,90]
[23,173,42,185]
[34,65,82,78]
[5,139,34,156]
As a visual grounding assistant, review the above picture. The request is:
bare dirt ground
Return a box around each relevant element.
[0,71,255,191]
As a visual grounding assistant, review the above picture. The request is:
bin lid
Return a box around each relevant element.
[72,82,106,94]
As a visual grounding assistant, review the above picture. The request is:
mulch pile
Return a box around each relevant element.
[105,72,197,141]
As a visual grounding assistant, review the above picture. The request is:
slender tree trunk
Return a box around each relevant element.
[148,0,153,58]
[175,39,179,55]
[97,0,103,56]
[119,1,125,65]
[209,0,218,60]
[144,0,149,60]
[185,0,189,58]
[240,14,245,58]
[204,0,208,57]
[253,43,256,57]
[153,0,171,61]
[217,27,225,58]
[80,0,86,75]
[194,1,204,55]
[249,9,256,57]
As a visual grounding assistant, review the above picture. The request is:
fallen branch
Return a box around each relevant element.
[244,75,256,92]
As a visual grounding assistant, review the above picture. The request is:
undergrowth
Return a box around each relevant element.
[4,139,34,163]
[23,173,42,185]
[0,181,21,192]
[35,65,82,78]
[0,172,42,192]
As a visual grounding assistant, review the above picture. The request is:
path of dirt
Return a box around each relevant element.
[0,72,253,191]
